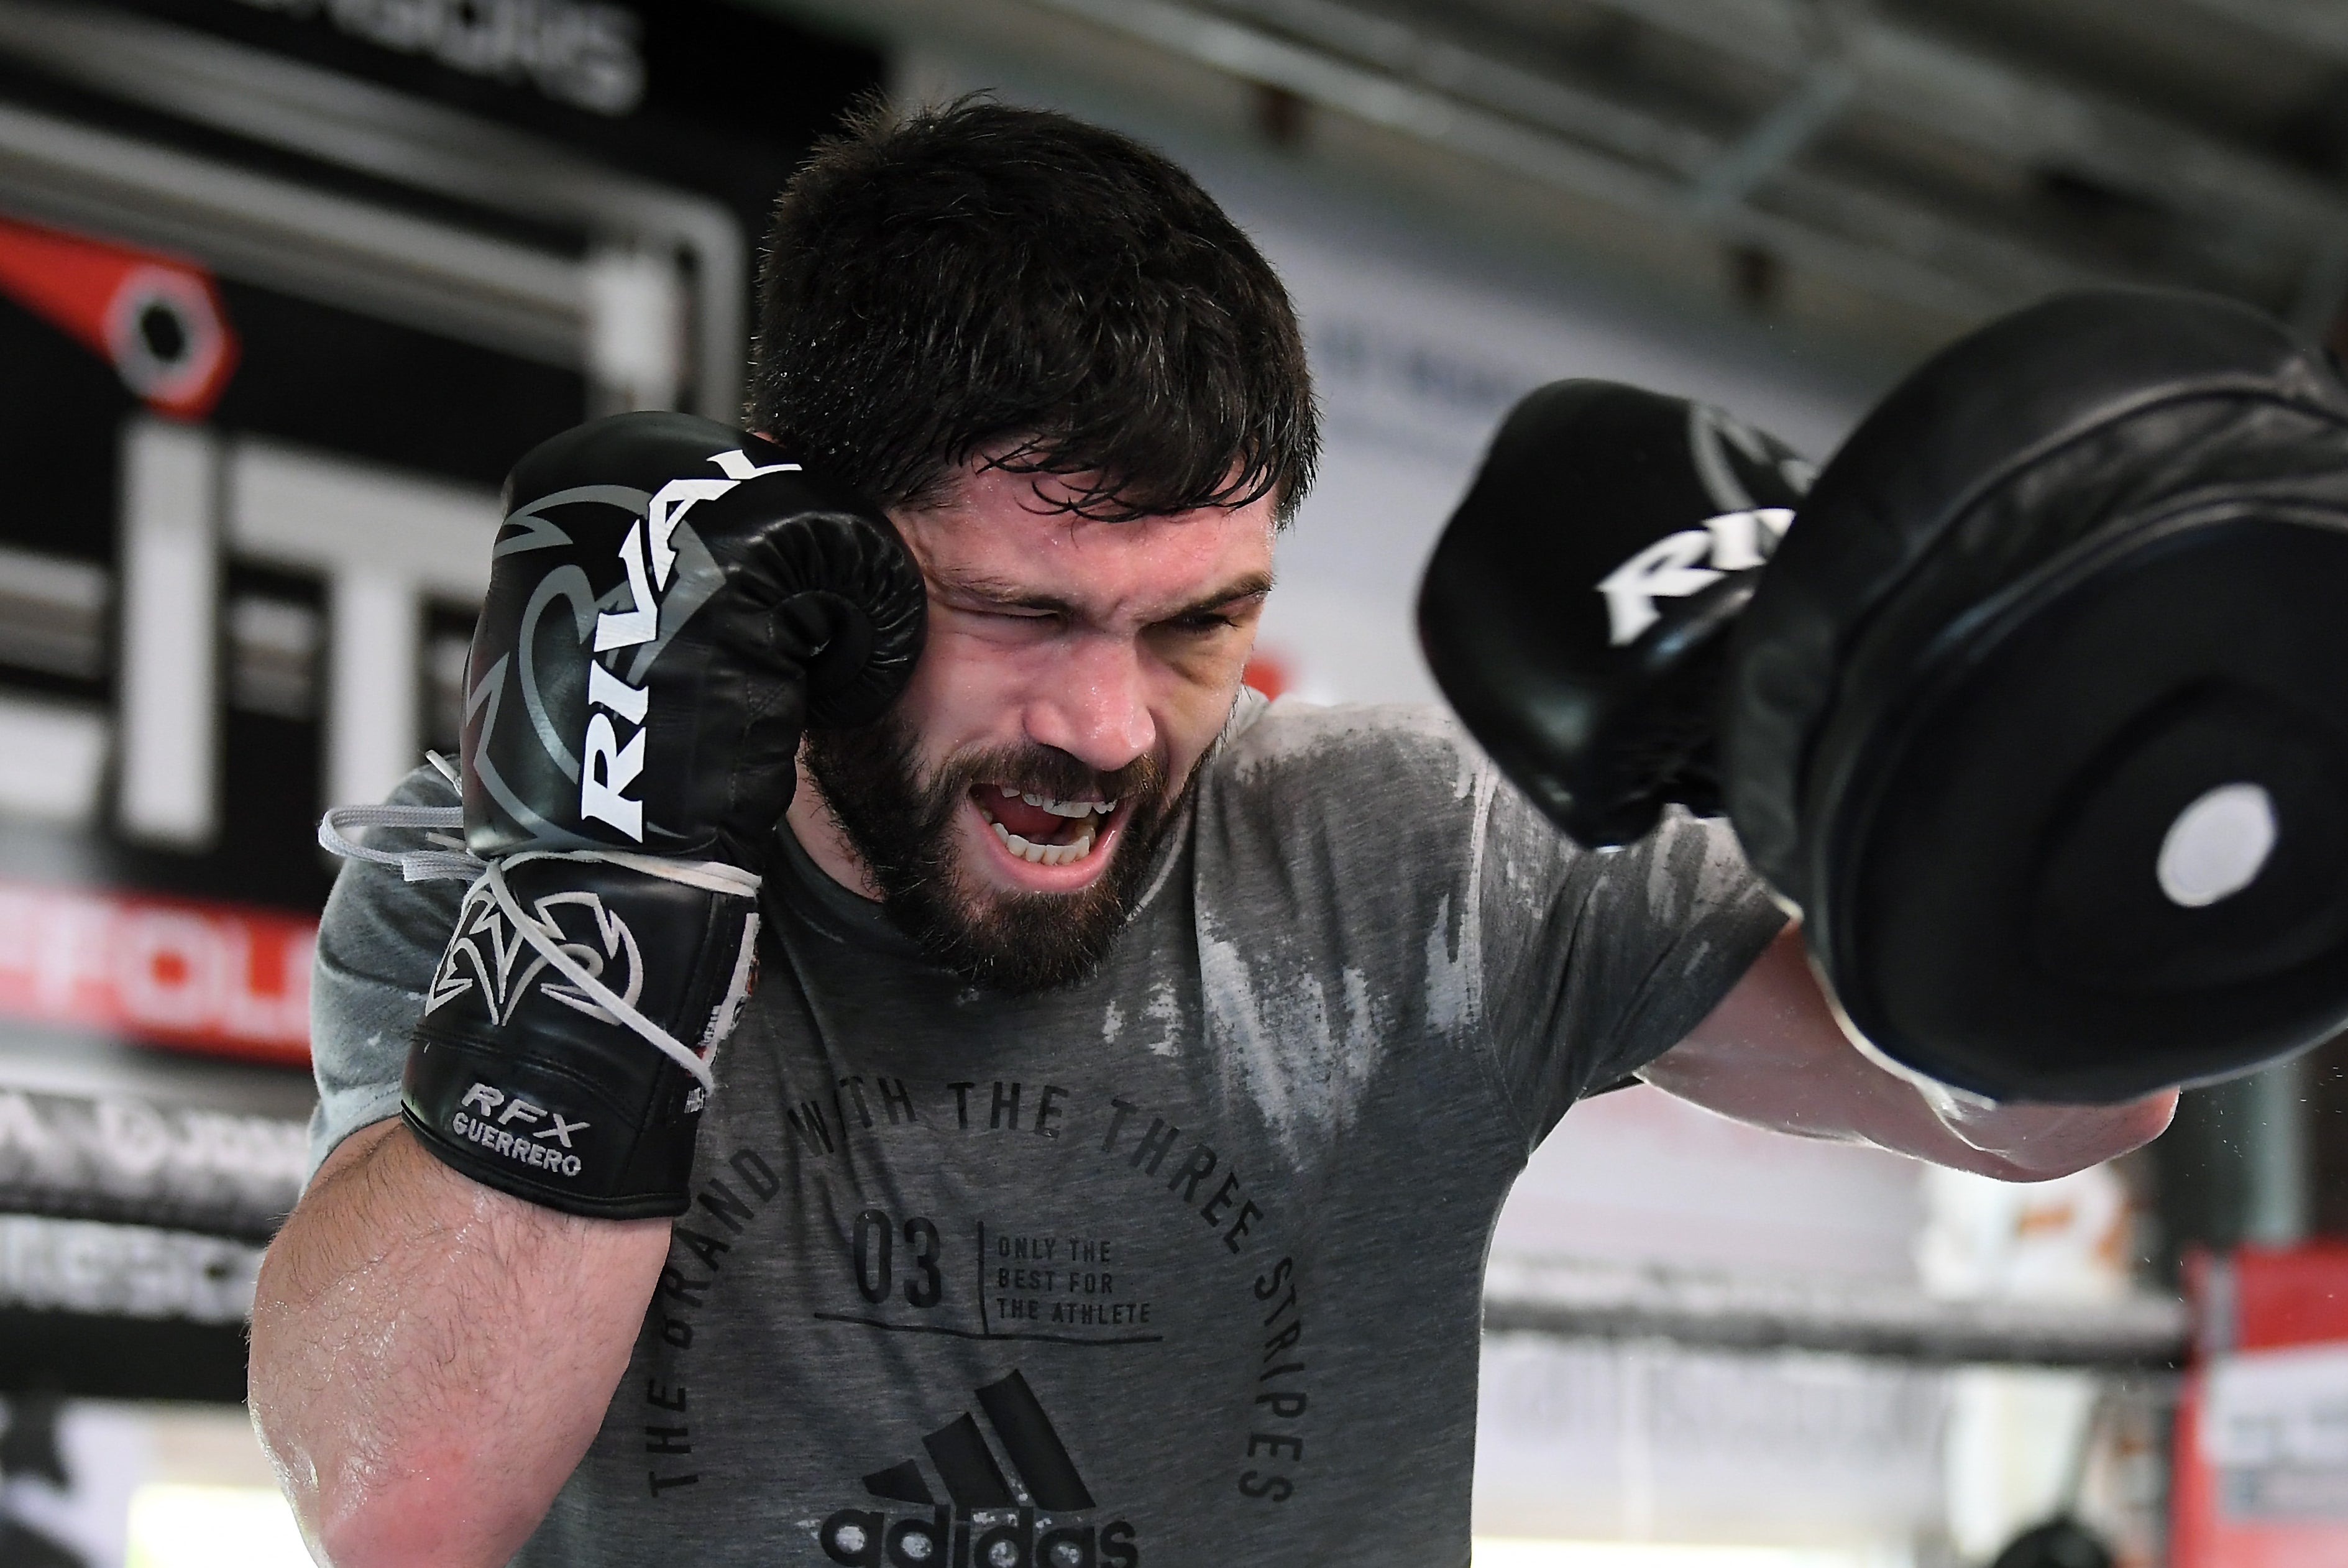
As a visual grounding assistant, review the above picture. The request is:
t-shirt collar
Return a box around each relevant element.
[766,817,927,958]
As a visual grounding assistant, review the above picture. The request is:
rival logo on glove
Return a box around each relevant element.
[1596,507,1794,646]
[581,447,799,839]
[426,884,646,1028]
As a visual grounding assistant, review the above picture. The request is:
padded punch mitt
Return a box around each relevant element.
[1723,288,2348,1102]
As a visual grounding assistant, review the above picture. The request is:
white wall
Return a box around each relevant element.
[1497,1086,1925,1283]
[1254,219,1869,706]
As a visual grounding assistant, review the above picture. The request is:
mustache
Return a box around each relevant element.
[800,708,1201,992]
[937,743,1167,806]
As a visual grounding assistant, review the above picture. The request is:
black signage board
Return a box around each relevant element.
[0,0,882,1395]
[4,1310,249,1401]
[96,0,883,244]
[0,277,585,914]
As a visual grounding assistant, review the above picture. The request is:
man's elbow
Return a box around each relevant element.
[252,1390,521,1568]
[297,1457,525,1568]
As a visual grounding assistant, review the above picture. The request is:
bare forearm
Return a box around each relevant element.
[1644,923,2176,1180]
[1913,1084,2176,1179]
[249,1119,668,1567]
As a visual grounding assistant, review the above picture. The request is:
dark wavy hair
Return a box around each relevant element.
[748,96,1319,523]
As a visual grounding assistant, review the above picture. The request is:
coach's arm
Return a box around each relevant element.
[249,1118,666,1567]
[1638,922,2178,1179]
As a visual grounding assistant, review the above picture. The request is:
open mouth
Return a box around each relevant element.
[972,783,1119,868]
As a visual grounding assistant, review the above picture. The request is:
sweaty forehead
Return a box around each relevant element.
[893,468,1275,620]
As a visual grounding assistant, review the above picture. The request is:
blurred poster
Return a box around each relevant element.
[0,879,312,1068]
[0,1395,144,1568]
[1,1396,311,1567]
[0,0,879,1406]
[2175,1244,2348,1567]
[2204,1342,2348,1515]
[1473,1331,1948,1547]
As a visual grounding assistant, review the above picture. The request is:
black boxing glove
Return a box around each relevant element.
[398,412,924,1217]
[1418,380,1813,848]
[1426,301,2348,1105]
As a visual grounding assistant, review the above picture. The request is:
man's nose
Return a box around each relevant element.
[1023,633,1155,773]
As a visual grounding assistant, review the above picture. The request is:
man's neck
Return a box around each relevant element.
[784,753,884,902]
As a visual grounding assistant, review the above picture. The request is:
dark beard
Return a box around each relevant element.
[802,713,1190,993]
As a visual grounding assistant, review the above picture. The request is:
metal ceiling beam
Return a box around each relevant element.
[1687,61,1856,215]
[0,99,583,367]
[1219,0,1876,239]
[1574,0,2348,241]
[2171,0,2348,63]
[1216,0,1718,179]
[0,0,748,418]
[1027,0,2111,321]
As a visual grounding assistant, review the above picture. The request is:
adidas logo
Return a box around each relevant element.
[821,1369,1139,1567]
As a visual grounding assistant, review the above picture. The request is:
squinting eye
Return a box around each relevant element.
[1172,613,1235,633]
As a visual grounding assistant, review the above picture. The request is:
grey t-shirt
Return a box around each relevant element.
[310,695,1784,1568]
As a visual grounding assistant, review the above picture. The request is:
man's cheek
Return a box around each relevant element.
[919,631,1050,738]
[1144,685,1239,795]
[887,681,994,785]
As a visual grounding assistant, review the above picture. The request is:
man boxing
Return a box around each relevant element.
[249,101,2179,1568]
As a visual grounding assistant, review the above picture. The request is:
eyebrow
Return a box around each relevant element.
[933,568,1275,622]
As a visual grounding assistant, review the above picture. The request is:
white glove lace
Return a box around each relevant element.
[318,800,759,1094]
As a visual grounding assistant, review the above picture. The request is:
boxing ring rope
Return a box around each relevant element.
[1484,1254,2190,1370]
[0,1088,2194,1373]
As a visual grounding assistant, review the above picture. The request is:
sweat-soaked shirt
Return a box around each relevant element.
[308,694,1785,1568]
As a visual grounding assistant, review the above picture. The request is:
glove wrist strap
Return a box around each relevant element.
[395,856,761,1218]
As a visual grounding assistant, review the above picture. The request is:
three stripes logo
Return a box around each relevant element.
[820,1369,1139,1567]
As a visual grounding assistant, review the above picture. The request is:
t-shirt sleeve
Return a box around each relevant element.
[1476,781,1787,1148]
[306,765,469,1178]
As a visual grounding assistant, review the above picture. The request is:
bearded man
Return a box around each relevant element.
[249,100,2175,1568]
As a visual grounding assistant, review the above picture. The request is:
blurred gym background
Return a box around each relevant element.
[0,2,2342,1564]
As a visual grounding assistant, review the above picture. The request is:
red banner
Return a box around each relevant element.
[0,880,312,1068]
[2173,1244,2348,1568]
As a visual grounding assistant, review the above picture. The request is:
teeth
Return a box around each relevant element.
[1014,789,1116,818]
[991,819,1097,866]
[988,783,1119,817]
